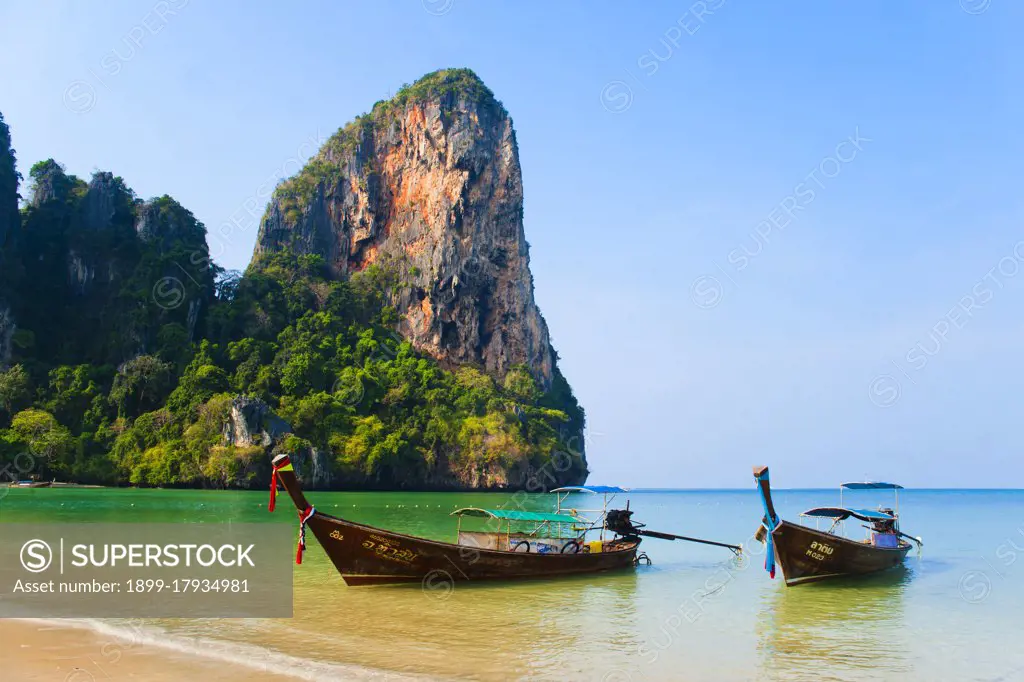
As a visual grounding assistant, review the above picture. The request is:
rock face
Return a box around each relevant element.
[0,112,17,250]
[222,396,334,488]
[27,159,73,208]
[0,306,13,367]
[0,113,19,366]
[135,196,209,249]
[223,396,292,448]
[79,172,123,232]
[7,158,215,366]
[253,69,554,387]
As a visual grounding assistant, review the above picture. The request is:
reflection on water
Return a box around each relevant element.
[757,568,913,681]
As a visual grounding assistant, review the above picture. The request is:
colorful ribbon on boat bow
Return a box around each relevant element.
[761,519,777,579]
[268,460,285,512]
[296,506,315,565]
[754,470,779,579]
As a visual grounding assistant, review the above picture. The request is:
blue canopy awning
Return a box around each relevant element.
[840,482,903,490]
[551,485,627,494]
[801,507,895,523]
[451,508,582,524]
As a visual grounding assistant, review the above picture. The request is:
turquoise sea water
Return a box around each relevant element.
[2,487,1023,681]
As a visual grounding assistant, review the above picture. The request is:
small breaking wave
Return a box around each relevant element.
[19,617,439,681]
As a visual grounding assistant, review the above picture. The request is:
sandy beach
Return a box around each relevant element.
[2,617,433,681]
[2,620,297,682]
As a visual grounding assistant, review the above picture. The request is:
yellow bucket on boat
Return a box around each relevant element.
[588,541,603,554]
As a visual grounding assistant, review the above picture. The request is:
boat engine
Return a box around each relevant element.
[605,508,641,540]
[605,508,744,554]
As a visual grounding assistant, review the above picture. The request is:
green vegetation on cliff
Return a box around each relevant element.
[0,247,583,488]
[0,115,586,489]
[275,68,504,218]
[371,67,503,118]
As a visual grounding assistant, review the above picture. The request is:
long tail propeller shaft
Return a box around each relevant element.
[637,528,742,553]
[605,509,742,555]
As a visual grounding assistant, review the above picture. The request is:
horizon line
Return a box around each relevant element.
[601,487,1024,492]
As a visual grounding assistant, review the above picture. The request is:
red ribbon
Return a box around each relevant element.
[268,462,283,512]
[296,506,315,565]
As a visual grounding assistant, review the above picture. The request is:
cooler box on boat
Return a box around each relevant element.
[588,540,603,554]
[871,532,899,548]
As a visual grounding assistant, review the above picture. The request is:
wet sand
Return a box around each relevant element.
[2,620,299,682]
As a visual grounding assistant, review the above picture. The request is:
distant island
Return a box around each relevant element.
[0,68,587,491]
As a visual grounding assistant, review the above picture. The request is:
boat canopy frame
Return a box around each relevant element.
[450,484,632,547]
[450,507,587,544]
[821,480,904,539]
[551,485,629,542]
[839,481,901,521]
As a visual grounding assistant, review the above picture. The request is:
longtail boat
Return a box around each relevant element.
[753,466,922,586]
[268,454,741,586]
[10,480,52,488]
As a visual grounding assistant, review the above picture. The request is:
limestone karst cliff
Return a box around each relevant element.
[6,160,213,366]
[0,113,17,251]
[0,72,587,491]
[253,69,554,388]
[0,113,20,365]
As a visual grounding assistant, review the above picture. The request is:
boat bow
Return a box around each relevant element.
[269,454,317,564]
[753,465,780,578]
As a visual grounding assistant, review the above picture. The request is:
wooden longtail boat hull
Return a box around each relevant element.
[753,465,913,587]
[306,513,639,586]
[769,520,911,586]
[271,455,639,586]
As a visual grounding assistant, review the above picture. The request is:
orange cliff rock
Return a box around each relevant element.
[252,69,554,388]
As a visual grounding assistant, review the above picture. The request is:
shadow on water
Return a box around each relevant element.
[756,568,913,681]
[380,565,640,594]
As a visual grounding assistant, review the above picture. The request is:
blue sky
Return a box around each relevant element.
[2,1,1022,487]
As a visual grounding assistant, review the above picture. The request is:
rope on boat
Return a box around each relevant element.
[296,506,315,565]
[697,581,727,599]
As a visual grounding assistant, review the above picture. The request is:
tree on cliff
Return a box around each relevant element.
[0,71,588,490]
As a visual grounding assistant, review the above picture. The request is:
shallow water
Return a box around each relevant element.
[2,487,1023,681]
